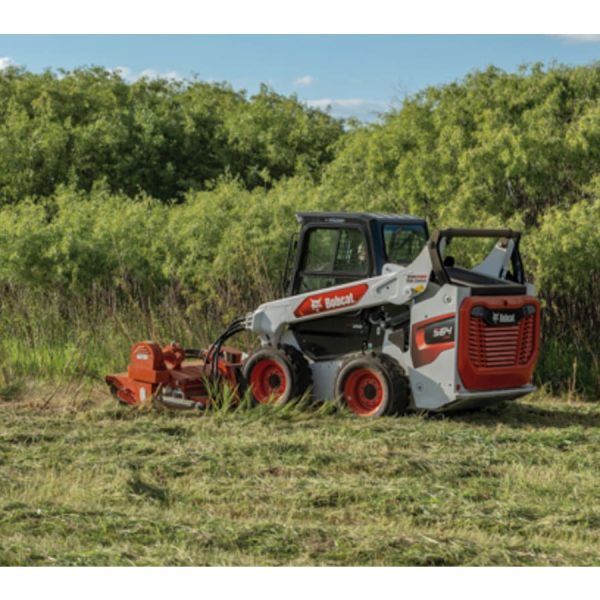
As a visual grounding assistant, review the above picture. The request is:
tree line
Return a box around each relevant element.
[0,66,343,203]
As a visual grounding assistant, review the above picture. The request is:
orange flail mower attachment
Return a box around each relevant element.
[105,341,244,409]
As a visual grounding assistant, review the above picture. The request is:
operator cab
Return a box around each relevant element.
[282,212,429,361]
[285,212,429,296]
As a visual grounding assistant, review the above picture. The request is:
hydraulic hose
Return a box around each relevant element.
[206,317,247,380]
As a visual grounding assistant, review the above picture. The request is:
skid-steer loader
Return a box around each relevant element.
[106,212,541,415]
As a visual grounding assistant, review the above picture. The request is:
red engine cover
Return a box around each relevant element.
[458,296,541,391]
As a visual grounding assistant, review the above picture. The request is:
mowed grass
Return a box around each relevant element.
[1,388,600,566]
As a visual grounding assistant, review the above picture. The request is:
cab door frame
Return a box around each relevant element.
[289,221,376,296]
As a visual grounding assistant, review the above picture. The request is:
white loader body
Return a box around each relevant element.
[248,233,539,411]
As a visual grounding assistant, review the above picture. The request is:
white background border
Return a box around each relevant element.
[2,1,600,596]
[1,0,600,34]
[2,565,599,599]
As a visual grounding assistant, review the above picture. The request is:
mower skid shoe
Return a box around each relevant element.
[105,374,139,406]
[158,395,204,410]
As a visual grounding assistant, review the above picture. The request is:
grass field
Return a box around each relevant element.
[1,387,599,566]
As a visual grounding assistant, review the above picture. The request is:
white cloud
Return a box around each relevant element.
[0,56,17,70]
[113,66,132,80]
[112,66,183,83]
[557,34,600,44]
[293,75,314,87]
[306,98,387,121]
[139,68,183,82]
[307,98,368,109]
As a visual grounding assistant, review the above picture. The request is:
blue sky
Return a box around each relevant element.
[1,35,600,120]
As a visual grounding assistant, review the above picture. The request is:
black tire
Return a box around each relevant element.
[334,353,409,417]
[243,345,312,406]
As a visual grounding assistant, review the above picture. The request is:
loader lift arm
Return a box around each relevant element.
[428,228,526,294]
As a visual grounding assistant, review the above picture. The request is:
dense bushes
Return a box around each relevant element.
[0,68,343,204]
[528,197,600,328]
[322,64,600,225]
[0,181,311,307]
[0,64,598,396]
[1,178,597,315]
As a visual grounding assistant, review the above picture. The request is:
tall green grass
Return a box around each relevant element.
[0,289,202,394]
[0,285,597,402]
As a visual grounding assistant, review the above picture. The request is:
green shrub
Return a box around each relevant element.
[0,68,343,204]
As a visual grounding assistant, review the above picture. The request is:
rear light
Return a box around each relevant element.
[411,313,456,368]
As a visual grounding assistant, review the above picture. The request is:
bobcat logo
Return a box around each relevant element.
[310,298,323,312]
[294,283,369,318]
[492,311,516,324]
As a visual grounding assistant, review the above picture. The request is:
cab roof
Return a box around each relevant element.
[296,211,426,224]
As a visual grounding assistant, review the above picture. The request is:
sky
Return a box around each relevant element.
[1,34,600,121]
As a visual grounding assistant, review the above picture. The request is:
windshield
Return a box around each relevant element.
[383,223,427,265]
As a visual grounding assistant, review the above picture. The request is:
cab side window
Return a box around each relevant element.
[383,223,427,265]
[297,227,369,293]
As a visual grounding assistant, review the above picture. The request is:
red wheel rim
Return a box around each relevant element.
[249,358,288,403]
[343,367,384,416]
